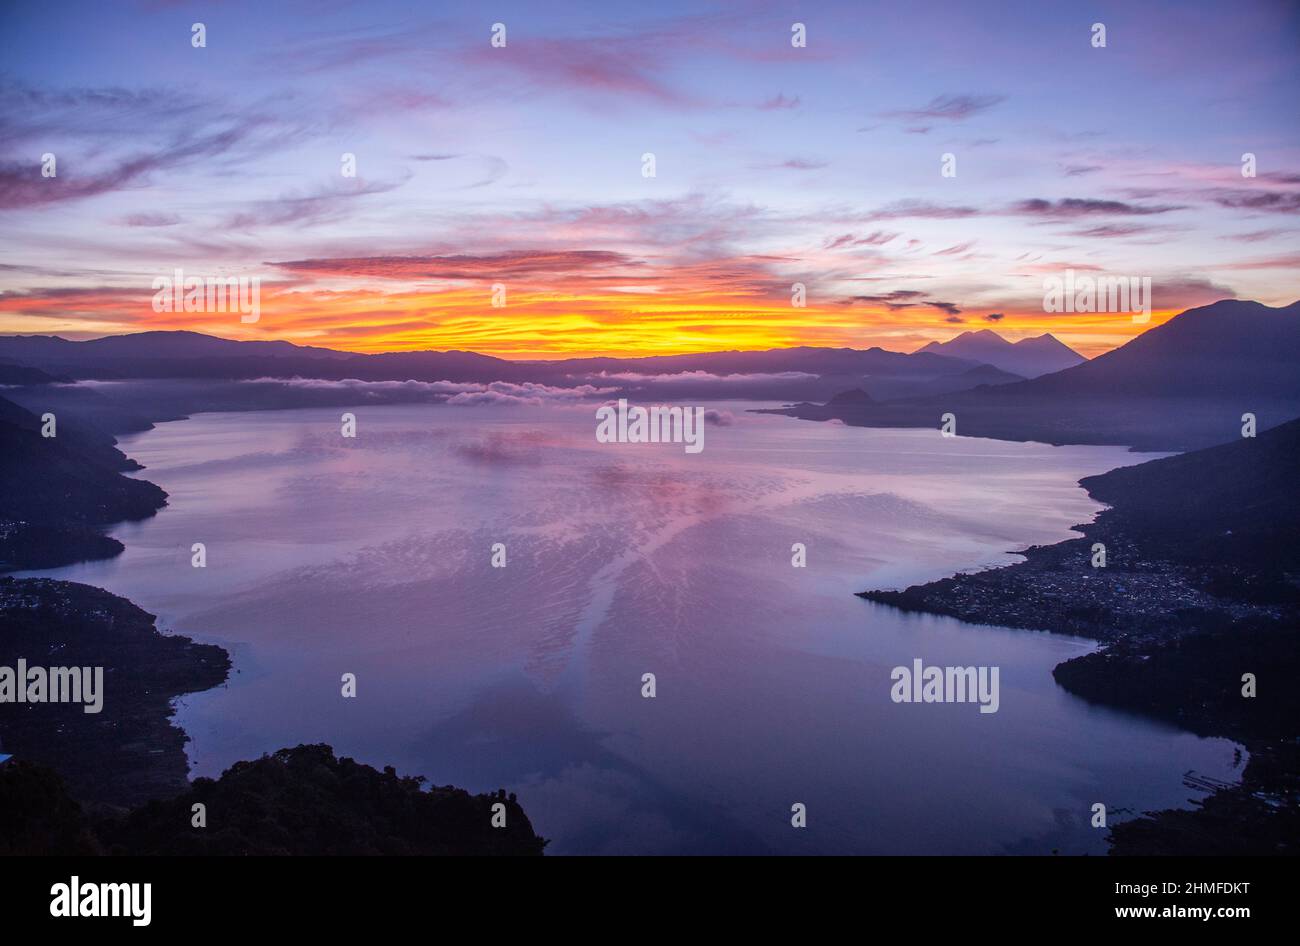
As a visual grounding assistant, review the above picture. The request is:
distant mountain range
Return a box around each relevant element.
[3,299,1298,450]
[772,299,1300,450]
[916,329,1084,378]
[1014,299,1300,399]
[0,330,348,366]
[0,329,1039,404]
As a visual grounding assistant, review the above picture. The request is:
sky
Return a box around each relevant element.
[1,0,1297,359]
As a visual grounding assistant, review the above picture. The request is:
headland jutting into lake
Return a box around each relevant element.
[859,417,1300,854]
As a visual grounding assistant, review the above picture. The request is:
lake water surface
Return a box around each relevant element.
[26,401,1243,854]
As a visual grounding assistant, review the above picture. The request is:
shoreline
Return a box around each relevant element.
[857,439,1300,854]
[0,576,231,809]
[0,394,548,854]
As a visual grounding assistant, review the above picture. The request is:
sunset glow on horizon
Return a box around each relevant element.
[1,0,1297,360]
[0,280,1192,359]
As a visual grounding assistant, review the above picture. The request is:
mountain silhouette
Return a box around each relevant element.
[917,329,1084,378]
[0,332,999,400]
[4,300,1297,450]
[778,299,1300,450]
[0,394,166,569]
[1012,299,1300,398]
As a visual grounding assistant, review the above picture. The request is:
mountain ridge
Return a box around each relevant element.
[917,328,1085,378]
[770,298,1300,450]
[0,330,1015,403]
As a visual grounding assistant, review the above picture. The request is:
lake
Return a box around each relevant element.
[25,400,1243,854]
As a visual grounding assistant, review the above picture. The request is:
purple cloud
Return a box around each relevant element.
[1011,198,1184,217]
[825,231,899,249]
[864,200,981,221]
[1068,223,1157,238]
[884,94,1006,122]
